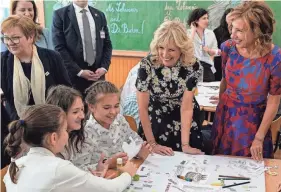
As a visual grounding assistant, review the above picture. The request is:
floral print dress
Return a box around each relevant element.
[136,55,203,151]
[212,40,281,158]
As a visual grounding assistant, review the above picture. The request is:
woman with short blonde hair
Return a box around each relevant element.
[136,20,204,155]
[212,1,281,160]
[150,20,196,67]
[1,15,71,121]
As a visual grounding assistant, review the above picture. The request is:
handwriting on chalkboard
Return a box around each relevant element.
[110,20,145,34]
[106,2,138,13]
[106,2,145,34]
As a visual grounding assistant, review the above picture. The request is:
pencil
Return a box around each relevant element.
[219,178,250,181]
[222,181,251,188]
[219,175,250,179]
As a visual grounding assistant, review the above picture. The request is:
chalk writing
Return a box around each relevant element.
[109,20,145,34]
[105,2,138,13]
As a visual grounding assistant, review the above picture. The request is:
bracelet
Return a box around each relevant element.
[150,142,157,148]
[181,142,189,147]
[254,136,264,142]
[148,140,156,144]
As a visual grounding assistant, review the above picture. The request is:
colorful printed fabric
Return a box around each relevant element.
[212,40,281,158]
[135,55,203,151]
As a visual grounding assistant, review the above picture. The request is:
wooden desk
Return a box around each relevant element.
[109,156,281,192]
[201,106,216,122]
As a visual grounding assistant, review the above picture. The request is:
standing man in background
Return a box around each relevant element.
[52,0,112,95]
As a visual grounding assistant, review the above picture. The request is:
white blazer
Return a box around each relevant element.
[4,147,132,192]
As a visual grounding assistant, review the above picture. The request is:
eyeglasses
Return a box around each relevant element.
[1,36,22,45]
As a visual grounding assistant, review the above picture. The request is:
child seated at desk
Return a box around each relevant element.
[80,81,151,169]
[3,104,137,192]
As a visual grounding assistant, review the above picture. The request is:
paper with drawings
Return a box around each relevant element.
[122,136,142,160]
[195,96,217,107]
[125,152,265,192]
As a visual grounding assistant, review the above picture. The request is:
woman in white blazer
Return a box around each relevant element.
[3,104,137,192]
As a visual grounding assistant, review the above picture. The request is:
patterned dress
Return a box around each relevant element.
[212,40,281,158]
[135,55,203,151]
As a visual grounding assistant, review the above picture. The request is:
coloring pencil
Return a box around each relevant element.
[219,175,250,179]
[222,181,251,188]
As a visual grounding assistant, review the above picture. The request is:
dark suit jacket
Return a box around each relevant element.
[1,46,72,120]
[52,4,112,81]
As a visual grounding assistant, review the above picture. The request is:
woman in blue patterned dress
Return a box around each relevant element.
[136,20,204,155]
[212,1,281,160]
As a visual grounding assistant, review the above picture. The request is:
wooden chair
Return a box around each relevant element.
[271,116,281,159]
[1,165,8,192]
[124,115,138,133]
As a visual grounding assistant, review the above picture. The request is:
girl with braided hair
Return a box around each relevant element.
[71,80,152,170]
[3,104,138,192]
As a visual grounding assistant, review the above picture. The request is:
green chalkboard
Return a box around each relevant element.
[44,0,281,51]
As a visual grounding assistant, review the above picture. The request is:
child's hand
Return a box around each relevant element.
[137,141,152,160]
[119,161,138,177]
[88,153,111,178]
[108,152,128,168]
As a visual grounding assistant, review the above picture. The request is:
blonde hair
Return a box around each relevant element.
[150,20,196,67]
[230,1,275,56]
[1,15,41,43]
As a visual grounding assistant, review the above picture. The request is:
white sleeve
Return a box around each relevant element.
[55,161,132,192]
[209,31,218,50]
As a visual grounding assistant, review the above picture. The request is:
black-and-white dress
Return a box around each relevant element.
[136,55,203,151]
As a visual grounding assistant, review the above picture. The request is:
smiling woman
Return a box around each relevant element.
[211,1,281,161]
[1,15,71,120]
[136,20,204,156]
[9,0,53,49]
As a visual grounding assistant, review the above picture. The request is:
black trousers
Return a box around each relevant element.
[200,61,215,82]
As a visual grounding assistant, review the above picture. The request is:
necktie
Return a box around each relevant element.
[81,9,96,65]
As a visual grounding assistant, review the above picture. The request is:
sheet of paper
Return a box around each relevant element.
[197,86,219,95]
[195,96,218,107]
[122,136,142,160]
[125,152,266,192]
[198,81,221,87]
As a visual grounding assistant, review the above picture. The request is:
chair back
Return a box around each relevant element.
[124,115,138,132]
[271,116,281,146]
[1,165,8,192]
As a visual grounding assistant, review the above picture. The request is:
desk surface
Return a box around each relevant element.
[108,156,281,192]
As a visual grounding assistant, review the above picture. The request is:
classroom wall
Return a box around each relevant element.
[106,55,142,88]
[30,1,281,88]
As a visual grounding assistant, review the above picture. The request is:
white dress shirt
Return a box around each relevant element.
[4,147,132,192]
[187,28,218,73]
[120,63,140,108]
[70,114,143,171]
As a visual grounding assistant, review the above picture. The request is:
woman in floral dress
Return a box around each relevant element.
[212,2,281,160]
[136,20,204,155]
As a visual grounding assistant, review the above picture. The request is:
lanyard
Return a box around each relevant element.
[201,30,205,46]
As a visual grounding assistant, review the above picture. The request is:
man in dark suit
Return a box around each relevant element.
[52,0,112,95]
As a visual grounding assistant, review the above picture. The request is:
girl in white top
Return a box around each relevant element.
[3,104,137,192]
[78,81,152,170]
[187,8,219,82]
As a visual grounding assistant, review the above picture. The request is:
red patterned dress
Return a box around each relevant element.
[212,40,281,158]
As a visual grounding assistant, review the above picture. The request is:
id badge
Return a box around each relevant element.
[100,30,105,39]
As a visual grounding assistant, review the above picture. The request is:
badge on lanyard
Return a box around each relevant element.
[100,27,105,39]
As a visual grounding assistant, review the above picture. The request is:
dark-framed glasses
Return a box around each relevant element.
[1,36,22,44]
